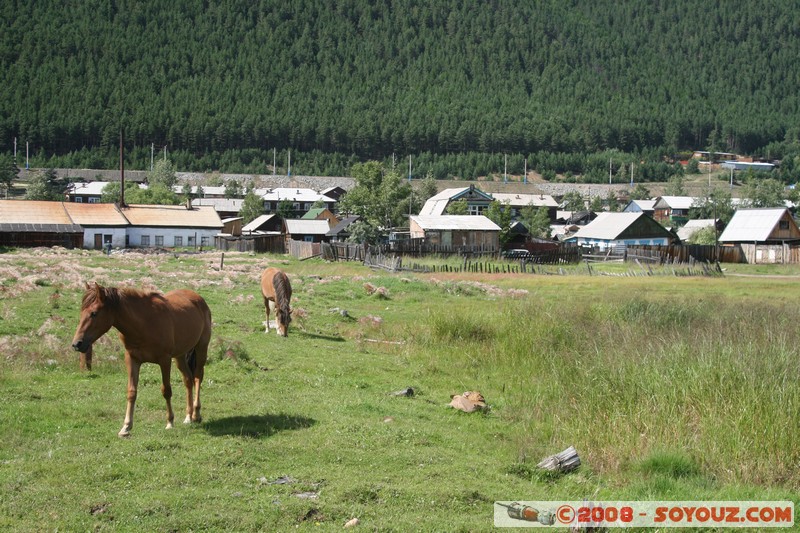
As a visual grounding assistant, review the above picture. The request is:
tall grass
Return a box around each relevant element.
[420,289,800,488]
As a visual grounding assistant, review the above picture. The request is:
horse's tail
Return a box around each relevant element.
[185,349,196,379]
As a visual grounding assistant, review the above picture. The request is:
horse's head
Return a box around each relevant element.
[276,307,292,337]
[71,282,115,353]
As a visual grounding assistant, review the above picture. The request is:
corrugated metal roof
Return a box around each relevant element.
[419,198,451,216]
[654,196,697,210]
[242,214,279,232]
[410,215,501,231]
[677,219,716,241]
[285,219,331,234]
[327,215,360,236]
[259,188,335,203]
[0,200,73,225]
[63,202,129,226]
[191,198,244,211]
[0,222,83,233]
[571,212,644,240]
[420,187,469,215]
[67,181,112,195]
[119,205,223,228]
[718,208,790,242]
[491,193,558,207]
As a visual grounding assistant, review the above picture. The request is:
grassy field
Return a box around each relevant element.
[1,248,798,531]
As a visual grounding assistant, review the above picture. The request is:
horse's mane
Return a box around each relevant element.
[82,285,157,310]
[273,273,292,324]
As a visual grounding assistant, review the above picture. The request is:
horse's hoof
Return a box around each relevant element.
[118,430,131,438]
[166,422,174,430]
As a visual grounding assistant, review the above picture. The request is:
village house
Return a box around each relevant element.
[0,199,223,249]
[259,188,337,218]
[719,208,800,264]
[418,185,494,216]
[408,215,501,251]
[652,196,697,225]
[490,193,559,221]
[284,219,331,243]
[622,199,656,216]
[565,212,675,251]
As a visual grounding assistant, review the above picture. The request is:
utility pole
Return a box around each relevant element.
[163,145,167,161]
[287,150,291,177]
[13,137,16,165]
[119,129,127,207]
[408,155,412,181]
[26,141,29,169]
[273,148,276,176]
[524,157,527,184]
[609,158,612,184]
[150,143,154,171]
[504,154,507,183]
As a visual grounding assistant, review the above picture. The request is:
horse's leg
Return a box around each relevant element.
[80,344,92,371]
[175,354,195,424]
[263,297,271,333]
[160,361,174,429]
[191,343,208,423]
[120,355,141,437]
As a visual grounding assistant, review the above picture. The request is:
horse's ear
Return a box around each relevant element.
[94,283,106,302]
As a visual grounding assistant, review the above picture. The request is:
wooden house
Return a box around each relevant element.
[419,185,494,216]
[409,215,500,251]
[490,193,559,221]
[653,196,697,225]
[719,208,800,244]
[284,219,331,243]
[565,212,675,251]
[302,207,338,227]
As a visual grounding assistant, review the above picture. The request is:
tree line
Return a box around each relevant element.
[2,0,800,177]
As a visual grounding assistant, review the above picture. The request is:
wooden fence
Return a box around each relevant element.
[321,242,366,262]
[378,238,497,257]
[624,244,744,264]
[215,234,285,254]
[287,239,321,260]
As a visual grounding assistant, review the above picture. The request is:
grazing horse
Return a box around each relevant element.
[260,267,292,336]
[71,282,212,437]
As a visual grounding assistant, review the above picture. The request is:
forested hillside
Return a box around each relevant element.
[2,0,800,177]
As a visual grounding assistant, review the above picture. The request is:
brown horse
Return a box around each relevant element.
[260,267,292,336]
[71,282,212,437]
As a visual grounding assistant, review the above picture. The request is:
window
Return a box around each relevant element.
[88,197,100,203]
[201,237,210,247]
[188,236,196,247]
[174,236,183,247]
[155,235,164,246]
[74,197,83,203]
[304,202,311,211]
[103,234,112,244]
[141,235,150,246]
[468,204,484,215]
[304,236,314,242]
[780,220,790,230]
[292,202,300,212]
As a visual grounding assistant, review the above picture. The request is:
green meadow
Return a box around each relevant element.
[0,248,798,531]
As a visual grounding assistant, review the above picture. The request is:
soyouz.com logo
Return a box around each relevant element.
[494,501,794,528]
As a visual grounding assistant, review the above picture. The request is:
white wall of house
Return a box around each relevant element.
[126,227,219,248]
[573,237,671,250]
[82,228,128,249]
